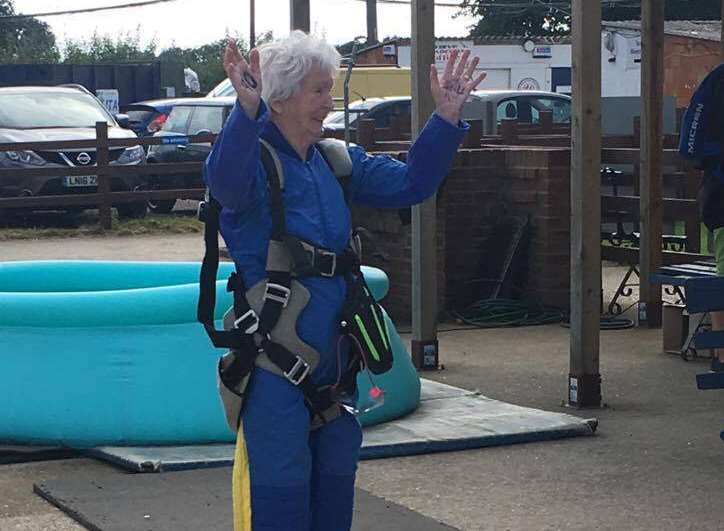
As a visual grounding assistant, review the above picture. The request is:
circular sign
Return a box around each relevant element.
[517,78,540,90]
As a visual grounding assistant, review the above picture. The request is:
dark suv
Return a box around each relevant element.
[144,97,235,213]
[0,85,147,218]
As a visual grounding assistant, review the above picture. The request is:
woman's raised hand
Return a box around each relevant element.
[430,49,487,125]
[223,39,262,119]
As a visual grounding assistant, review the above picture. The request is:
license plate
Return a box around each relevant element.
[63,175,97,187]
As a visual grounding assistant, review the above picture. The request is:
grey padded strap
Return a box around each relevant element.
[317,138,353,178]
[260,138,285,189]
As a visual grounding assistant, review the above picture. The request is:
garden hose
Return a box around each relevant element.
[450,298,565,328]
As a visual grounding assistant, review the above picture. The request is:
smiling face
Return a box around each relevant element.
[271,63,335,154]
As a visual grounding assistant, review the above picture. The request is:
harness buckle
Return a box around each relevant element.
[233,309,259,334]
[264,283,291,307]
[316,249,337,277]
[197,200,208,222]
[284,355,311,385]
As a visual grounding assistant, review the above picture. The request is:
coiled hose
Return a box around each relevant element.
[450,298,565,328]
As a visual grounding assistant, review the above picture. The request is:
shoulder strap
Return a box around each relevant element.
[259,138,286,240]
[316,138,353,204]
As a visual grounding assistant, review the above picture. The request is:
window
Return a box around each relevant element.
[162,106,193,133]
[497,99,519,122]
[529,97,571,124]
[0,91,115,129]
[188,106,225,134]
[368,101,411,128]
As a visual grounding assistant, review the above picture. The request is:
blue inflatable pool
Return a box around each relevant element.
[0,261,419,447]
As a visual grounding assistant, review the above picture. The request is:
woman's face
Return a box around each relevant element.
[274,63,334,143]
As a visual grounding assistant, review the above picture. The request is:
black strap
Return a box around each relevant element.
[196,197,251,350]
[260,143,286,241]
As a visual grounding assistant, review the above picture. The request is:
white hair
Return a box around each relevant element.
[258,30,340,104]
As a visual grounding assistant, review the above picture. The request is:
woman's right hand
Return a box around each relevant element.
[223,39,262,120]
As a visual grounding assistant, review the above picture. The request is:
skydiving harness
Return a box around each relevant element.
[197,138,393,432]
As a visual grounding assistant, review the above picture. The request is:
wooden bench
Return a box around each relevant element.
[684,277,724,442]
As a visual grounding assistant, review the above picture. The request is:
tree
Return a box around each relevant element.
[459,0,723,37]
[62,28,157,64]
[0,0,59,63]
[157,31,272,92]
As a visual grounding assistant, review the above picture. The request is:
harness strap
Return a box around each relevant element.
[197,196,252,351]
[283,236,359,278]
[198,138,364,427]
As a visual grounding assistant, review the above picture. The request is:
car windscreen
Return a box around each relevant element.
[0,92,115,128]
[324,100,375,126]
[208,78,235,97]
[162,106,193,133]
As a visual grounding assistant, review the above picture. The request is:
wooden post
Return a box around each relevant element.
[484,100,495,135]
[499,118,517,145]
[464,119,483,148]
[357,118,376,150]
[539,110,553,133]
[367,0,378,44]
[289,0,310,32]
[569,0,602,408]
[95,121,112,230]
[410,0,438,370]
[639,0,665,328]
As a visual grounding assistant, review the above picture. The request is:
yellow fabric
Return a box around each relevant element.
[232,424,252,531]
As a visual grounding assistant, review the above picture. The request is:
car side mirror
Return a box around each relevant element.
[115,113,131,128]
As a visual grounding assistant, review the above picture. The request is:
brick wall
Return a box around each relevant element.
[351,146,572,323]
[664,36,722,108]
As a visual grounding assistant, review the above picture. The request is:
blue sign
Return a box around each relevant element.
[161,136,189,145]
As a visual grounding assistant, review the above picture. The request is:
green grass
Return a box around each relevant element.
[0,212,203,241]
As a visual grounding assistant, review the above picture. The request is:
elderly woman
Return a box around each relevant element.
[205,31,484,531]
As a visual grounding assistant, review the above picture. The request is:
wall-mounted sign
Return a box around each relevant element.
[518,78,541,90]
[627,37,642,67]
[382,44,396,56]
[96,89,119,114]
[532,45,552,58]
[434,41,473,66]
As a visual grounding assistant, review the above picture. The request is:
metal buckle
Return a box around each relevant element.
[264,283,291,307]
[233,309,259,334]
[197,200,207,222]
[317,249,337,277]
[284,356,311,385]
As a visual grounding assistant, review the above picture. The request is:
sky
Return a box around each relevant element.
[13,0,478,51]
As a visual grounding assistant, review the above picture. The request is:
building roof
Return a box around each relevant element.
[394,35,571,46]
[602,20,722,42]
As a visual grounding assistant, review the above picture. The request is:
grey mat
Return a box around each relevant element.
[34,467,458,531]
[89,380,597,472]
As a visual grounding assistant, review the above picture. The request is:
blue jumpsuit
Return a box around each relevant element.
[204,100,467,531]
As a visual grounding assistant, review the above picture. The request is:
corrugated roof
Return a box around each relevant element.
[602,20,722,42]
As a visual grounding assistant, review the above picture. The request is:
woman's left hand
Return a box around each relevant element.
[430,49,487,126]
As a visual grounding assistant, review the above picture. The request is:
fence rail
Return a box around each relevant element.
[0,122,213,229]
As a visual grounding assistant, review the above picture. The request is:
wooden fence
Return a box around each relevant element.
[0,122,211,229]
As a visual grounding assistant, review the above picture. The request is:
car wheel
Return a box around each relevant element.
[147,198,177,214]
[117,202,148,220]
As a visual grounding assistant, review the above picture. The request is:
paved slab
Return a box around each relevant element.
[34,468,458,531]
